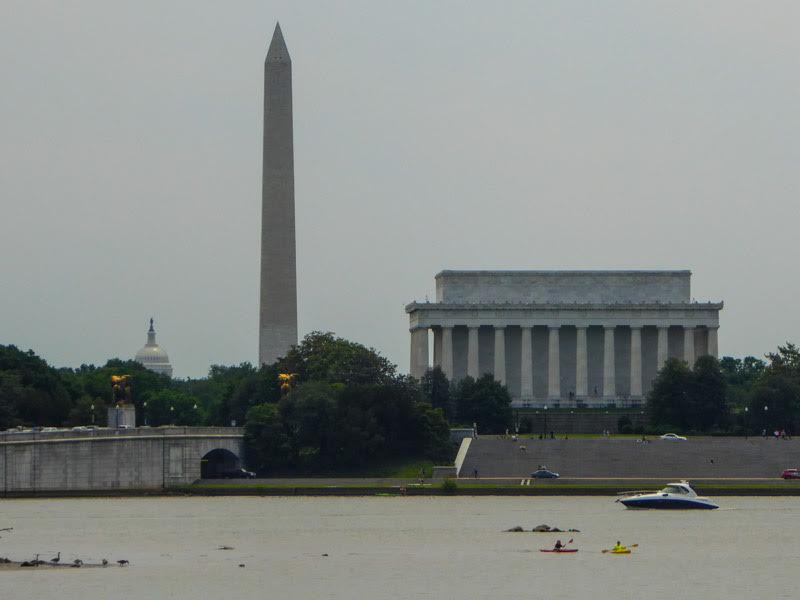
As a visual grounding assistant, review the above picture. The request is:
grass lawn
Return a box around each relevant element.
[513,432,649,439]
[219,457,437,480]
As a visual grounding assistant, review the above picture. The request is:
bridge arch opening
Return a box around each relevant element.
[201,448,241,479]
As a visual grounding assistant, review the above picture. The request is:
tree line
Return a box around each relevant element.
[0,333,507,474]
[647,343,800,434]
[2,335,798,462]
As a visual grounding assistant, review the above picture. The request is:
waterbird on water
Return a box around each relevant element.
[50,552,60,564]
[71,559,83,568]
[102,559,108,566]
[117,559,129,566]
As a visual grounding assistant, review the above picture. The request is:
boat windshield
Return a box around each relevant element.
[660,485,690,495]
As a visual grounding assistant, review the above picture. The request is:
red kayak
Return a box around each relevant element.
[539,549,578,553]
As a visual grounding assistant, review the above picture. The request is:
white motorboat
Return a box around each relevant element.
[616,481,718,510]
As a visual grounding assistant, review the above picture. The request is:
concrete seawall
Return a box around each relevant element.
[0,427,244,495]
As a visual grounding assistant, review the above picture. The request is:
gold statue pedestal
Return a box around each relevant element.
[108,405,136,428]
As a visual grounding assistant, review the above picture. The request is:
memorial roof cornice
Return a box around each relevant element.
[435,269,691,278]
[405,301,723,313]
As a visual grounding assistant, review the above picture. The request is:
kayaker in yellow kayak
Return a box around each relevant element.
[612,541,627,553]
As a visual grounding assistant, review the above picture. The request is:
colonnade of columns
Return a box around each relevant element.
[410,324,719,402]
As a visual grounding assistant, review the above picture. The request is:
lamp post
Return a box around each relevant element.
[764,405,768,436]
[193,403,198,426]
[143,401,148,426]
[90,404,95,425]
[744,406,749,439]
[170,405,174,426]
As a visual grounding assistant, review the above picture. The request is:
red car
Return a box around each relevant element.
[781,469,800,479]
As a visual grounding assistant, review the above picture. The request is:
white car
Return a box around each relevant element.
[660,433,687,441]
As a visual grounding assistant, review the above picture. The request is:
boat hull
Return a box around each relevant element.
[539,549,579,553]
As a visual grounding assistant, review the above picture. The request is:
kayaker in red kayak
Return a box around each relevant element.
[541,537,577,553]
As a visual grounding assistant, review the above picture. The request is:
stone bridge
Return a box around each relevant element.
[0,427,245,495]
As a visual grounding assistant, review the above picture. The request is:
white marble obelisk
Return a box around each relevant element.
[259,23,298,365]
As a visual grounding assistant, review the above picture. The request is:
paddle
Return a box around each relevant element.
[602,543,638,554]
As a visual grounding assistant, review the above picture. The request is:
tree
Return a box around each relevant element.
[244,378,451,473]
[719,355,765,409]
[746,343,800,433]
[66,395,107,427]
[224,363,282,426]
[142,389,204,426]
[244,403,293,473]
[179,362,258,426]
[647,359,693,431]
[765,343,800,376]
[420,366,454,420]
[0,345,72,426]
[453,375,512,434]
[748,375,800,433]
[279,332,396,386]
[410,402,452,462]
[61,360,172,410]
[278,381,340,468]
[689,356,728,431]
[647,357,728,432]
[0,372,20,429]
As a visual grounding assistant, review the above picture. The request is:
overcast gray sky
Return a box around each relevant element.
[2,1,798,378]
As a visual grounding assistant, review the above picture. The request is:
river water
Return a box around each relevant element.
[0,496,796,599]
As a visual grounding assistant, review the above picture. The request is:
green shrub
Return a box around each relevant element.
[441,478,458,494]
[617,415,633,434]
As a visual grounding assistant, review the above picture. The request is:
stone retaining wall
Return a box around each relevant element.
[461,436,800,478]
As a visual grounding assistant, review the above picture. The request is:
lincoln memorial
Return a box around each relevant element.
[406,271,722,407]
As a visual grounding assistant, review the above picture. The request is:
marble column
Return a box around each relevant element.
[683,325,695,368]
[707,326,719,358]
[441,326,454,380]
[576,326,588,398]
[630,326,642,398]
[409,327,429,380]
[520,326,533,400]
[603,326,616,399]
[548,326,560,399]
[493,326,506,385]
[657,326,669,372]
[467,326,480,378]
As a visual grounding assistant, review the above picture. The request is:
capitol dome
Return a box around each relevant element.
[134,318,173,377]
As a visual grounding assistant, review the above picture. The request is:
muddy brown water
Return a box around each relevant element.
[0,496,795,599]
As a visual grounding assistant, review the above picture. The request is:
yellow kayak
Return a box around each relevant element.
[610,548,631,554]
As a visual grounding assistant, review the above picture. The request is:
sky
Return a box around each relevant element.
[2,1,799,378]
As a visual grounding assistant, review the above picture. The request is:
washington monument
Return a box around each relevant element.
[259,23,298,365]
